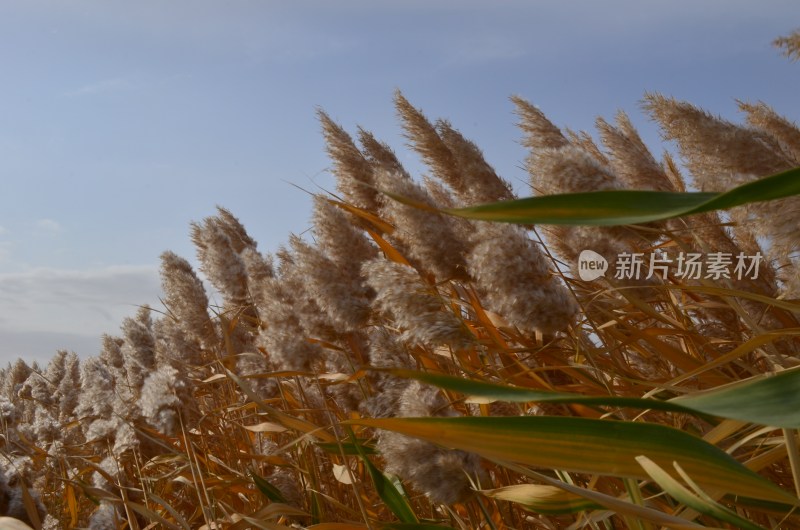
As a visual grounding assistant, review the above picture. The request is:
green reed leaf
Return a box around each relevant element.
[348,416,799,505]
[405,166,800,225]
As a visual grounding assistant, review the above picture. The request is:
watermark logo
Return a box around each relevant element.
[578,250,764,281]
[578,249,609,281]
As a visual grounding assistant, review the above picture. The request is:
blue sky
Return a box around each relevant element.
[1,0,798,365]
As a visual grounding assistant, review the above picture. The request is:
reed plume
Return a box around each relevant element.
[774,28,800,61]
[364,259,474,348]
[643,93,793,190]
[318,110,380,212]
[159,251,216,349]
[377,381,486,505]
[467,221,577,334]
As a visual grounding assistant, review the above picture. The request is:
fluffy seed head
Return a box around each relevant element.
[738,100,800,163]
[358,127,409,178]
[75,357,116,439]
[255,274,324,371]
[214,206,258,253]
[88,502,119,530]
[192,219,250,306]
[436,119,516,204]
[531,144,622,195]
[364,260,474,348]
[373,168,469,280]
[468,222,577,334]
[597,111,675,192]
[3,359,32,402]
[120,306,156,393]
[643,93,793,190]
[139,366,190,436]
[160,251,216,345]
[512,96,569,151]
[312,196,378,275]
[56,351,81,422]
[319,110,379,211]
[395,92,465,197]
[774,29,800,61]
[377,382,485,504]
[567,129,609,165]
[290,235,372,332]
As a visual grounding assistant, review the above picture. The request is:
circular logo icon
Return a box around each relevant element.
[577,250,608,281]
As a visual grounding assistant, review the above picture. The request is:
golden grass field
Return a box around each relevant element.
[1,29,799,530]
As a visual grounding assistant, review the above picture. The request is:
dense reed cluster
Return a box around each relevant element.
[2,43,800,529]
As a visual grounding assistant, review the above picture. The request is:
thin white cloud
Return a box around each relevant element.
[0,242,11,263]
[0,330,102,367]
[0,227,9,263]
[0,265,161,343]
[35,218,62,234]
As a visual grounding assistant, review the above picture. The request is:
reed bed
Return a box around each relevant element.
[2,33,800,529]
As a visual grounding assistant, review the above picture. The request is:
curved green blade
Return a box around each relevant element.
[348,416,799,505]
[429,166,800,226]
[391,368,800,429]
[348,429,418,524]
[670,367,800,428]
[389,369,696,414]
